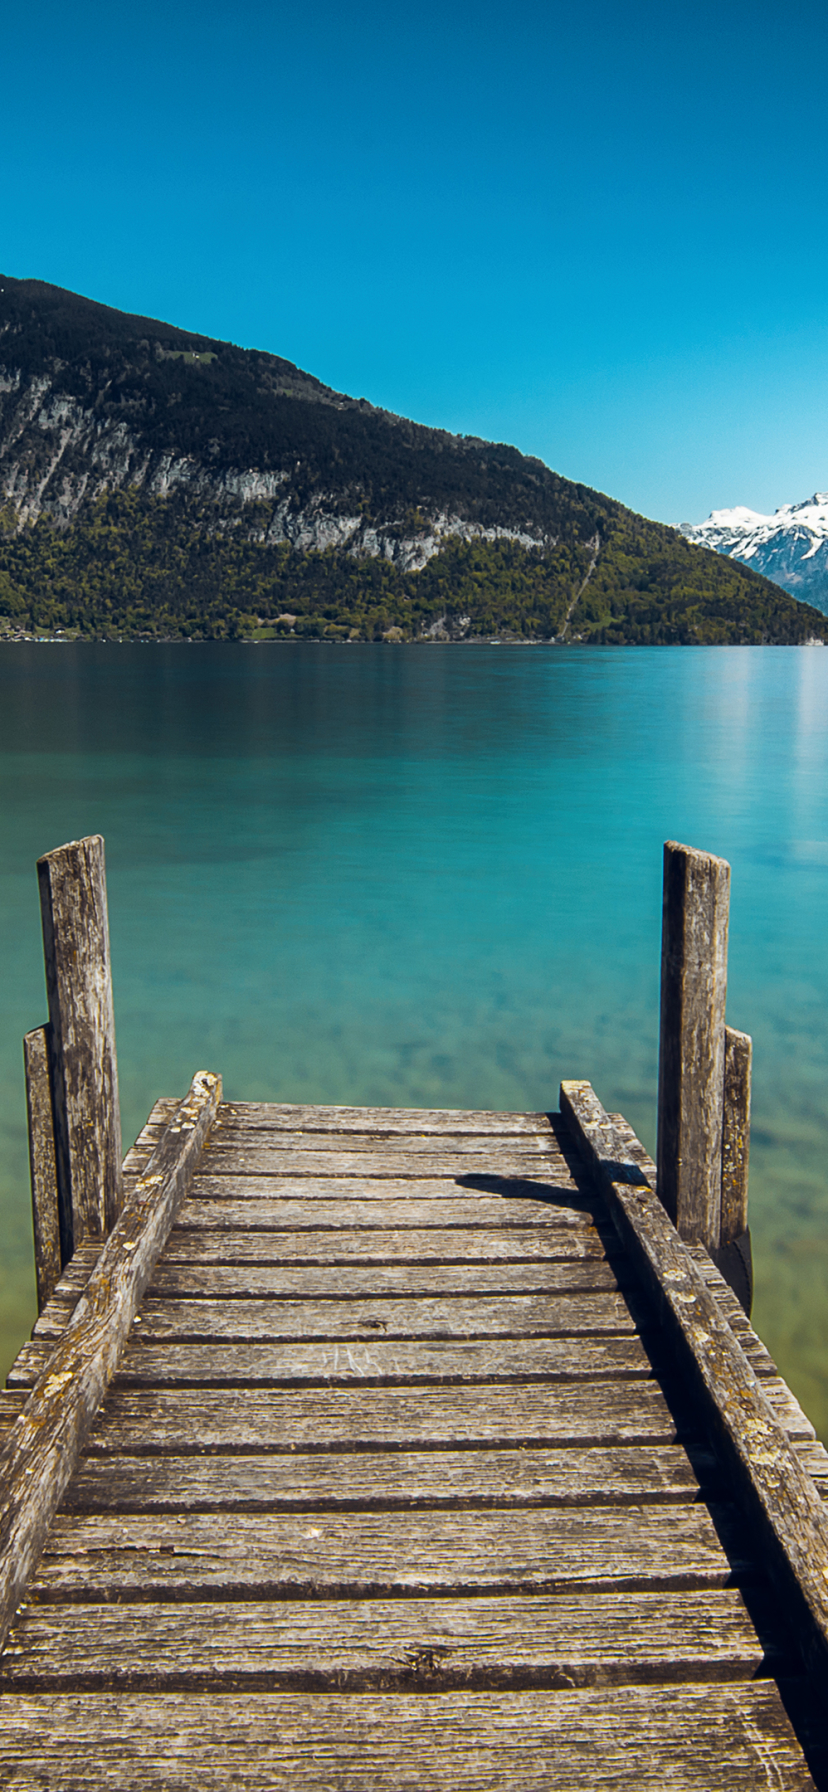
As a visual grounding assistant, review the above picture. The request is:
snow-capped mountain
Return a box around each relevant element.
[682,495,828,615]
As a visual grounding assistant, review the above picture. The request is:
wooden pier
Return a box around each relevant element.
[1,837,828,1788]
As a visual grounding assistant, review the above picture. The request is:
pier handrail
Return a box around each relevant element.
[0,1069,221,1654]
[561,1078,828,1703]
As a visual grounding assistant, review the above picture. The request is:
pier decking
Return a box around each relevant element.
[2,837,828,1787]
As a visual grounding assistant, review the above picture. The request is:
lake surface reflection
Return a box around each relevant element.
[1,642,827,1432]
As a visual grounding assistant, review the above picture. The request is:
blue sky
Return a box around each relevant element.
[3,0,827,524]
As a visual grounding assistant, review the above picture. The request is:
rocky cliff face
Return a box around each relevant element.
[0,367,552,571]
[0,275,571,575]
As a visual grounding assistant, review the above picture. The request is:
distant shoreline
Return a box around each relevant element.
[1,634,825,650]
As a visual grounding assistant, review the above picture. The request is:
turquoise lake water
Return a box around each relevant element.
[1,641,827,1433]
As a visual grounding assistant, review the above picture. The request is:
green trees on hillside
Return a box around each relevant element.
[0,490,824,645]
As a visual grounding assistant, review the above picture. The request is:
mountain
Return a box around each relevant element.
[1,274,826,645]
[682,496,828,616]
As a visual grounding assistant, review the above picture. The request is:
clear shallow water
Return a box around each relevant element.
[1,642,827,1433]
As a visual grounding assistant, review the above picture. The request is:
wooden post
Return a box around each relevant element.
[37,835,123,1251]
[721,1025,751,1243]
[715,1024,753,1314]
[656,841,730,1248]
[22,1026,63,1309]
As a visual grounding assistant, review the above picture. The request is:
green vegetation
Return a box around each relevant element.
[0,273,825,645]
[1,489,824,644]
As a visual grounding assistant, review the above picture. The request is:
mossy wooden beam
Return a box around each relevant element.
[0,1070,221,1656]
[561,1077,828,1703]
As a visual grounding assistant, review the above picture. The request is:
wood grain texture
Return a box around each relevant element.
[689,1244,776,1372]
[201,1143,571,1181]
[0,1588,780,1691]
[721,1025,752,1243]
[37,835,124,1247]
[0,1684,816,1791]
[186,1171,595,1204]
[0,1073,221,1655]
[61,1442,710,1513]
[30,1503,737,1599]
[161,1223,614,1266]
[562,1077,828,1701]
[31,1289,642,1346]
[91,1335,657,1389]
[656,840,730,1247]
[9,1335,653,1392]
[176,1195,601,1231]
[23,1026,62,1308]
[82,1381,677,1455]
[144,1260,626,1300]
[216,1104,557,1135]
[8,1334,652,1392]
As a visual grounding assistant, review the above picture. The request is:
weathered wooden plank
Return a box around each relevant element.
[217,1103,557,1136]
[23,1026,62,1308]
[28,1244,100,1342]
[0,1394,27,1440]
[797,1440,828,1487]
[0,1073,221,1655]
[9,1334,653,1392]
[37,835,124,1247]
[562,1077,828,1702]
[82,1381,677,1454]
[187,1172,595,1204]
[721,1025,752,1243]
[0,1684,816,1791]
[161,1224,615,1266]
[206,1131,558,1157]
[760,1381,817,1443]
[177,1195,599,1231]
[30,1503,738,1599]
[0,1588,781,1691]
[143,1260,626,1300]
[33,1289,641,1345]
[121,1102,179,1179]
[656,840,730,1247]
[62,1442,711,1513]
[201,1144,573,1179]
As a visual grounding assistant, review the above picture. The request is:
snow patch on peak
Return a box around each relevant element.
[683,490,828,614]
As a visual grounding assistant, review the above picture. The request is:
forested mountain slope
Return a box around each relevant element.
[0,276,824,644]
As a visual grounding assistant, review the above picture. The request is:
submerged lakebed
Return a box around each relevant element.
[0,641,827,1433]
